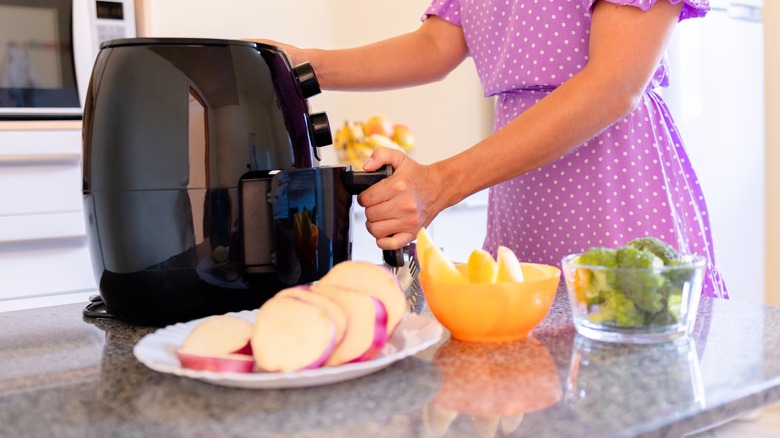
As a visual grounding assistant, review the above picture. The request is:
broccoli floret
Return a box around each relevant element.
[647,289,684,326]
[574,248,618,304]
[578,247,619,267]
[667,291,683,321]
[615,246,666,313]
[588,290,645,327]
[626,237,680,265]
[662,257,698,286]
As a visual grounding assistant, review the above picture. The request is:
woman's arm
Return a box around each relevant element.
[253,16,469,91]
[360,0,684,249]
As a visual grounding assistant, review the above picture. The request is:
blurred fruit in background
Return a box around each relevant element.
[363,114,395,137]
[333,114,415,168]
[391,124,415,150]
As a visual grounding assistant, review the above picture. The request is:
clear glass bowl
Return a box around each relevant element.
[561,253,705,343]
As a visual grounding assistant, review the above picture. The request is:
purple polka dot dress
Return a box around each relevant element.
[423,0,727,298]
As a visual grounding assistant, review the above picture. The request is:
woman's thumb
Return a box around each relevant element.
[362,146,406,172]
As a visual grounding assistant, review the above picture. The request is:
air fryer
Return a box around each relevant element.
[81,38,397,326]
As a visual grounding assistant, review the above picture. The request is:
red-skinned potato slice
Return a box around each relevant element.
[316,261,406,335]
[311,284,389,366]
[178,315,254,356]
[276,286,349,346]
[176,315,255,373]
[175,351,255,373]
[251,297,336,372]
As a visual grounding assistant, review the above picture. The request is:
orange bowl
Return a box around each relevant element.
[420,263,560,342]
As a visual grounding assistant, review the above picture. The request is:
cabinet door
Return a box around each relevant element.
[0,238,96,299]
[0,122,97,312]
[0,154,83,216]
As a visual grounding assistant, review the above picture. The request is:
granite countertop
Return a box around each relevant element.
[2,284,780,438]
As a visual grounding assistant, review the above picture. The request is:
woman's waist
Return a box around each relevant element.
[492,85,671,130]
[490,85,558,98]
[492,82,665,98]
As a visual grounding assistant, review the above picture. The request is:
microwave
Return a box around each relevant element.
[0,0,136,120]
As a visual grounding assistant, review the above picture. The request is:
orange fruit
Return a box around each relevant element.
[427,245,467,284]
[520,264,548,282]
[467,249,498,284]
[415,227,436,272]
[417,227,466,284]
[496,246,525,283]
[363,115,394,138]
[391,124,416,151]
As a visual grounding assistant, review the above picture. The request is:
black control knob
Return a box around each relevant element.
[309,112,332,147]
[293,62,321,99]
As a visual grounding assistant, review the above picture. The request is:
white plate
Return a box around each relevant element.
[133,310,443,389]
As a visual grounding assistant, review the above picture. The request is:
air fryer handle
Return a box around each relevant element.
[344,165,405,268]
[345,165,394,194]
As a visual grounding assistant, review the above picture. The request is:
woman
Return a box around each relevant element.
[257,0,727,298]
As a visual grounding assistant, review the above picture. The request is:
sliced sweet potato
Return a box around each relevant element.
[276,286,349,346]
[251,296,336,372]
[317,260,406,335]
[176,315,255,372]
[311,284,389,366]
[175,352,255,373]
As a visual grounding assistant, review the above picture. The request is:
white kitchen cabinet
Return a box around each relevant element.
[0,121,96,312]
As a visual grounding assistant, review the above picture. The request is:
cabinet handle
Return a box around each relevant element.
[0,154,80,165]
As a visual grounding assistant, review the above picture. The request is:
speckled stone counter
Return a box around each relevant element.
[2,284,780,438]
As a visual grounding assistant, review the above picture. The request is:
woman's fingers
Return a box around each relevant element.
[376,232,417,251]
[357,147,433,250]
[358,147,412,207]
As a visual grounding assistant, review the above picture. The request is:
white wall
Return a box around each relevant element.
[134,0,493,167]
[765,2,780,306]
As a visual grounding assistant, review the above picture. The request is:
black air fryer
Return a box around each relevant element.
[82,38,397,326]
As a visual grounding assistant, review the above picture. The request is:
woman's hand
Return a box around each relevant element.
[357,147,449,250]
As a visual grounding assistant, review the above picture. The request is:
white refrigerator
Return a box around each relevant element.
[662,0,765,304]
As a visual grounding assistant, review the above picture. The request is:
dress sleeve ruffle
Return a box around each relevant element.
[583,0,710,21]
[421,0,462,26]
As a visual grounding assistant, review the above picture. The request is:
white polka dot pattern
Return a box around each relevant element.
[422,0,727,298]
